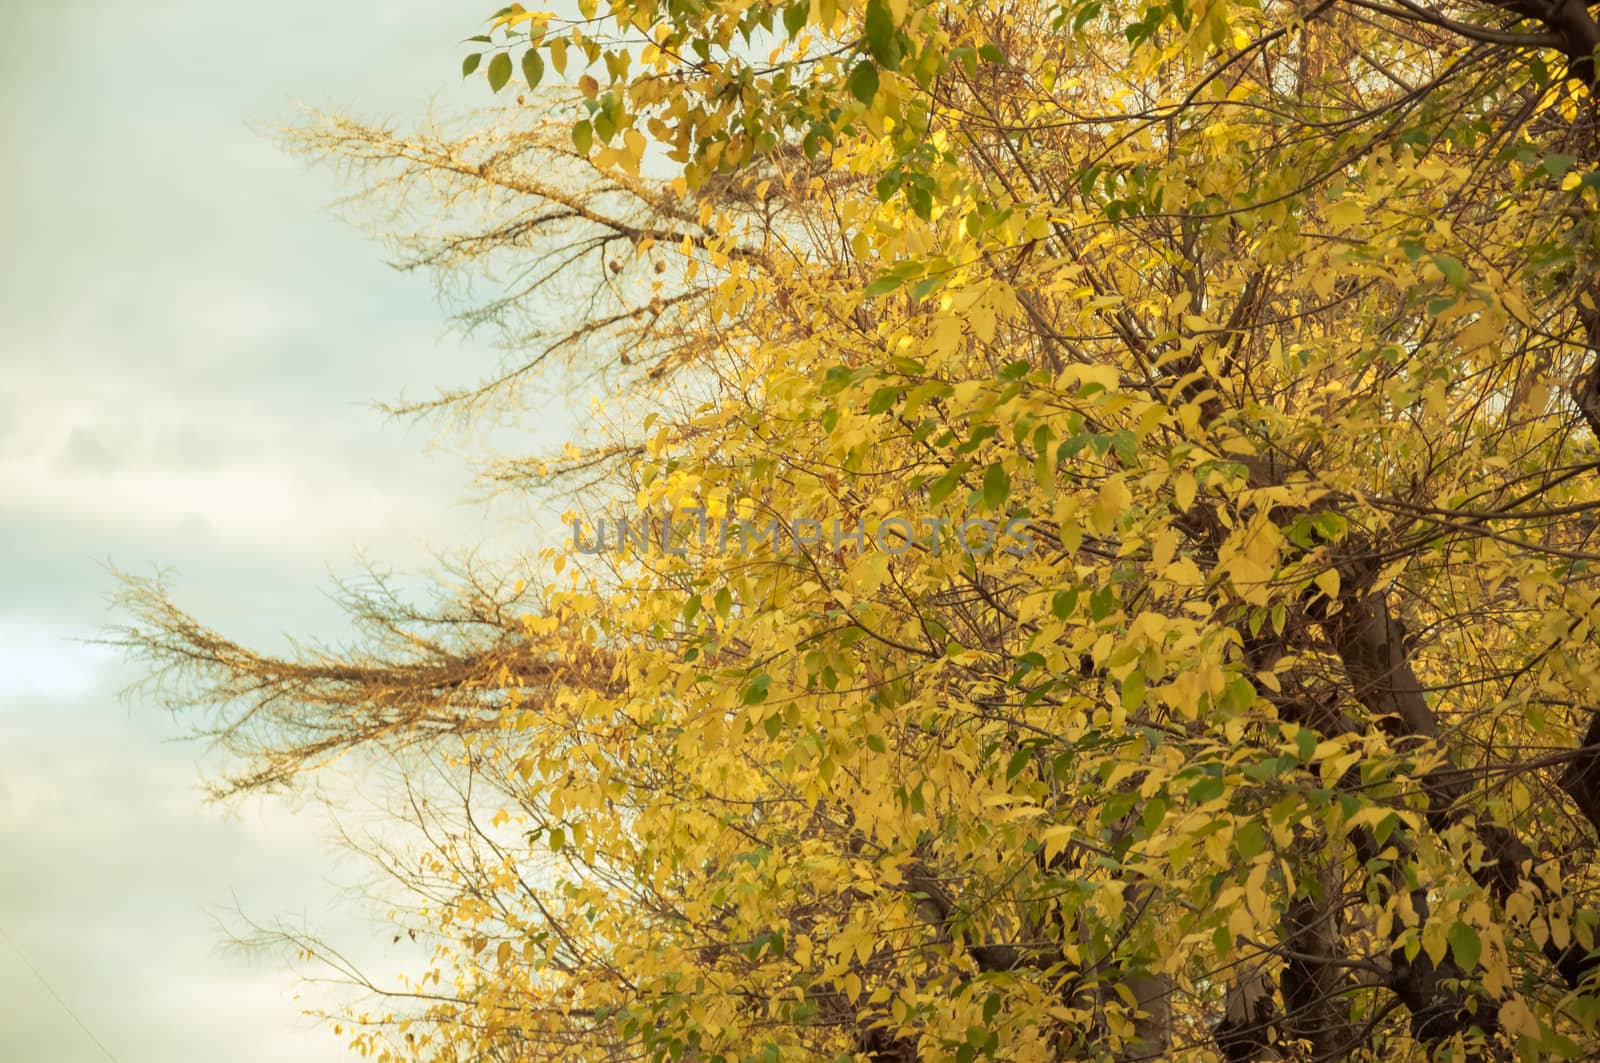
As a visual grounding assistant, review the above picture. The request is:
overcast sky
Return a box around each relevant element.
[0,3,571,1059]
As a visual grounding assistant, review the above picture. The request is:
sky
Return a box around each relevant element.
[0,2,572,1059]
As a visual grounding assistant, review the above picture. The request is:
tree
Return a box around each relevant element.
[120,0,1600,1059]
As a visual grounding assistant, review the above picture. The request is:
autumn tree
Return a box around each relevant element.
[120,0,1600,1059]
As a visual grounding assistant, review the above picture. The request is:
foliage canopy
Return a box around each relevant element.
[123,0,1600,1059]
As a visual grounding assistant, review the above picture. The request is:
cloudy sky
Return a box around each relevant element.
[0,3,570,1059]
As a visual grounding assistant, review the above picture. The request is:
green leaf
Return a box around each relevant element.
[487,52,514,92]
[868,386,900,414]
[1242,755,1289,781]
[982,463,1010,509]
[743,673,773,705]
[1005,747,1032,780]
[593,103,617,142]
[864,0,899,69]
[747,930,785,959]
[822,365,859,394]
[1542,152,1578,178]
[1448,922,1481,972]
[865,271,904,297]
[462,53,483,77]
[522,48,545,88]
[1110,428,1138,466]
[1102,791,1139,824]
[1432,253,1467,288]
[1140,796,1167,833]
[783,0,809,35]
[928,466,965,505]
[1120,670,1145,710]
[848,61,880,105]
[1234,821,1266,860]
[572,120,594,155]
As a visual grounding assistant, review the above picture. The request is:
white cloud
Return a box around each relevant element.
[3,453,438,554]
[0,623,116,703]
[0,366,472,558]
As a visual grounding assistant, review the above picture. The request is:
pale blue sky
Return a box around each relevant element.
[0,2,569,1059]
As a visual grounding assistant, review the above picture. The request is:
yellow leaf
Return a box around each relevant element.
[1092,477,1132,534]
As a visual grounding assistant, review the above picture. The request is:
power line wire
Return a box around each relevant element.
[0,923,123,1063]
